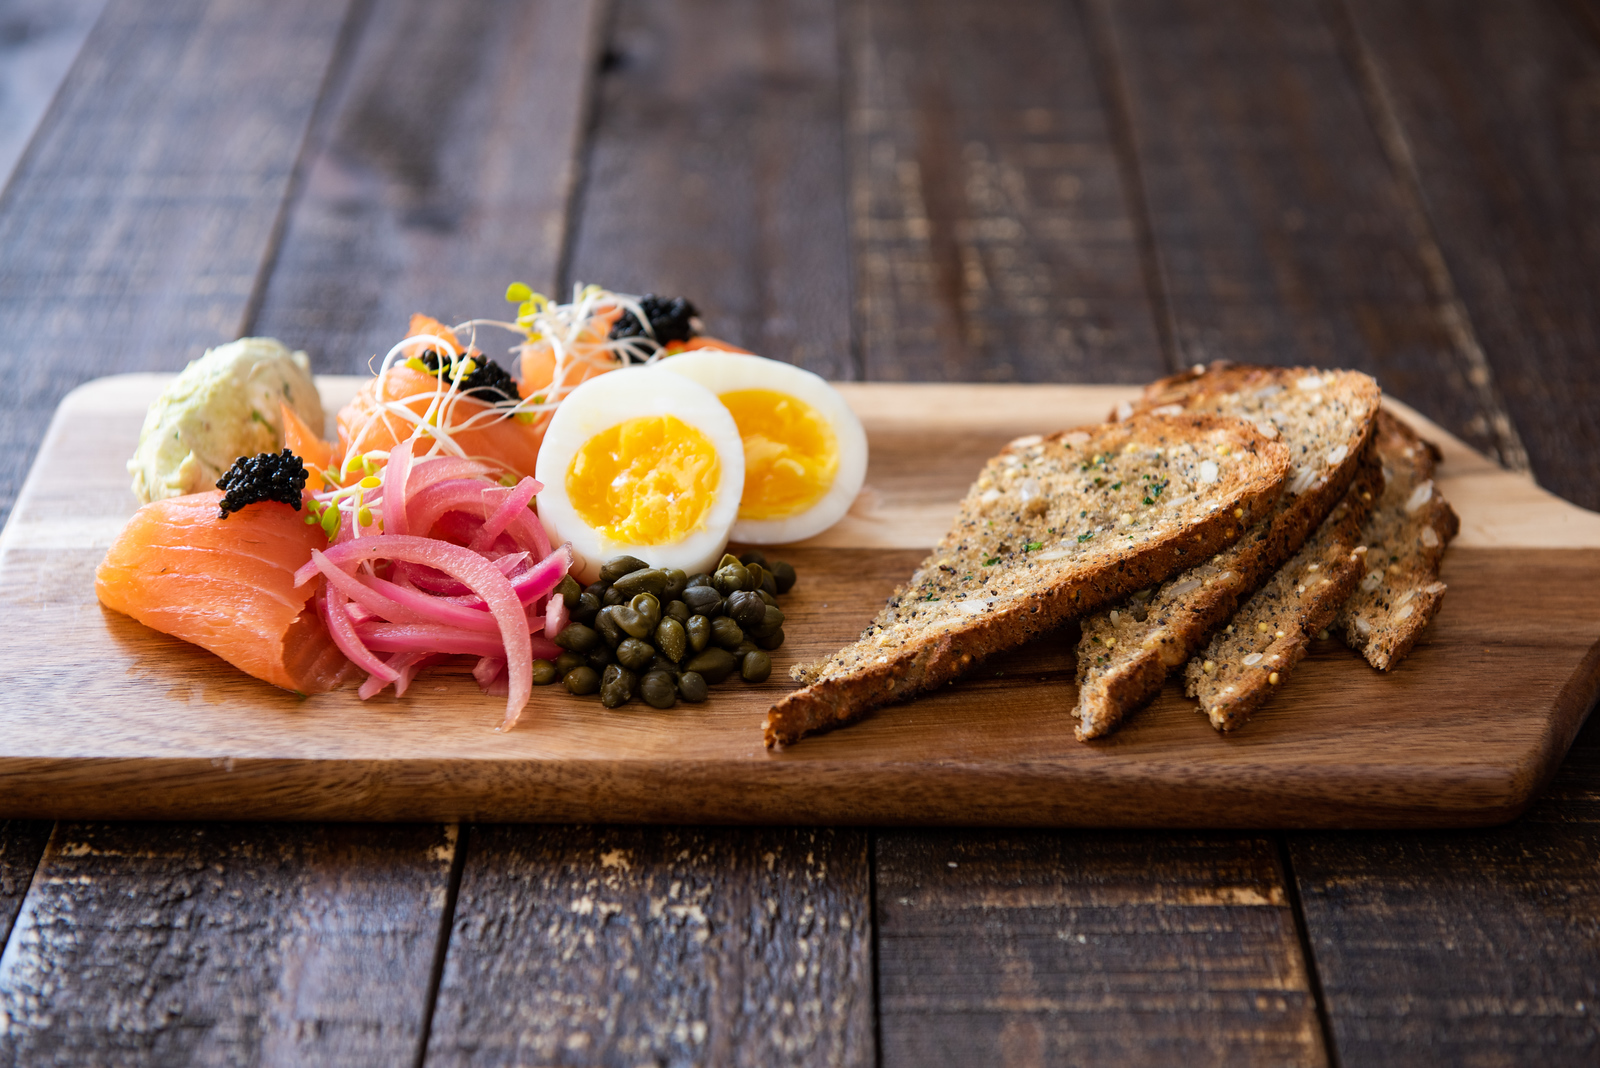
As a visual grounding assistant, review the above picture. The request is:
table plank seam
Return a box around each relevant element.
[1077,0,1183,375]
[1278,835,1341,1068]
[413,821,467,1068]
[0,820,55,968]
[552,0,628,303]
[1322,0,1530,473]
[237,0,376,340]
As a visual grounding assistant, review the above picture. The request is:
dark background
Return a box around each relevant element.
[0,0,1596,1064]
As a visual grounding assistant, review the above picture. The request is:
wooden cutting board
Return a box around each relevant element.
[2,375,1596,827]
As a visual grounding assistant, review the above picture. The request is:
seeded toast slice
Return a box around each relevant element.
[763,412,1292,748]
[1075,364,1381,740]
[1336,410,1460,669]
[1183,458,1382,731]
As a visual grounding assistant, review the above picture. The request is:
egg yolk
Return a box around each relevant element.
[718,389,839,521]
[567,415,721,545]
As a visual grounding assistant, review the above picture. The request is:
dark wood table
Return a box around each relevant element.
[1,0,1596,1063]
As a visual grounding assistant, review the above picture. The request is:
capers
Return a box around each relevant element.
[600,555,650,583]
[710,616,744,650]
[686,614,711,653]
[548,554,798,710]
[678,671,709,702]
[594,606,624,647]
[740,649,772,683]
[660,568,688,600]
[640,670,677,709]
[684,647,738,684]
[751,604,785,639]
[613,567,667,598]
[655,617,687,662]
[630,592,661,631]
[616,637,655,671]
[610,604,650,639]
[726,590,766,629]
[682,585,723,615]
[554,622,599,654]
[600,663,637,708]
[571,591,601,625]
[713,560,752,594]
[563,666,599,695]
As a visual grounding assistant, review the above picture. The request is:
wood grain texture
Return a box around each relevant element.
[877,832,1327,1066]
[2,377,1596,825]
[0,821,50,950]
[0,0,355,527]
[423,825,872,1067]
[1086,0,1520,466]
[564,0,854,378]
[251,0,605,372]
[847,0,1165,382]
[0,821,458,1067]
[1340,0,1600,510]
[0,0,107,190]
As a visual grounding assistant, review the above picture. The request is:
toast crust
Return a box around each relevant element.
[1076,364,1381,739]
[764,412,1291,748]
[1337,410,1460,669]
[1183,458,1383,730]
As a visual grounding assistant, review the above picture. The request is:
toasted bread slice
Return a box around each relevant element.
[763,412,1292,747]
[1183,458,1382,730]
[1075,364,1381,739]
[1336,410,1460,669]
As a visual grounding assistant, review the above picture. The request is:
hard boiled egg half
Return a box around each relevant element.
[535,366,745,583]
[658,350,868,544]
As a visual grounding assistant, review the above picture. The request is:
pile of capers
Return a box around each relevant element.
[539,551,797,710]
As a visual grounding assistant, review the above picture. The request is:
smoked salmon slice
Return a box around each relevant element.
[96,492,350,693]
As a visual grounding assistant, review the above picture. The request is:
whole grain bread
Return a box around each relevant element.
[1183,457,1382,730]
[1075,364,1381,740]
[1336,410,1460,669]
[763,412,1292,748]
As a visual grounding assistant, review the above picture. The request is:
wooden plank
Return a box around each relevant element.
[6,377,1597,824]
[422,825,872,1067]
[1337,0,1600,510]
[0,0,355,527]
[563,0,854,378]
[250,0,606,373]
[1085,0,1522,466]
[0,821,459,1066]
[847,0,1165,382]
[0,820,51,946]
[876,832,1327,1066]
[0,0,107,190]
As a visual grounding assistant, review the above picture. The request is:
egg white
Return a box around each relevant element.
[658,349,868,544]
[535,366,745,583]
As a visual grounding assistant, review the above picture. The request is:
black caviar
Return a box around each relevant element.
[535,551,795,710]
[418,349,520,403]
[607,295,699,346]
[215,448,308,518]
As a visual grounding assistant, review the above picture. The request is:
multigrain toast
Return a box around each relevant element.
[1183,457,1382,730]
[1075,364,1381,739]
[1336,410,1460,669]
[763,412,1292,747]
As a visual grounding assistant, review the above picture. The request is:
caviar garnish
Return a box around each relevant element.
[216,448,308,518]
[416,349,520,403]
[607,295,698,346]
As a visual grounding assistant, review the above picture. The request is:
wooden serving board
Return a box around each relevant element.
[1,375,1597,827]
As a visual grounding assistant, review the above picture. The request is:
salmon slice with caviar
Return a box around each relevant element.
[96,492,350,693]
